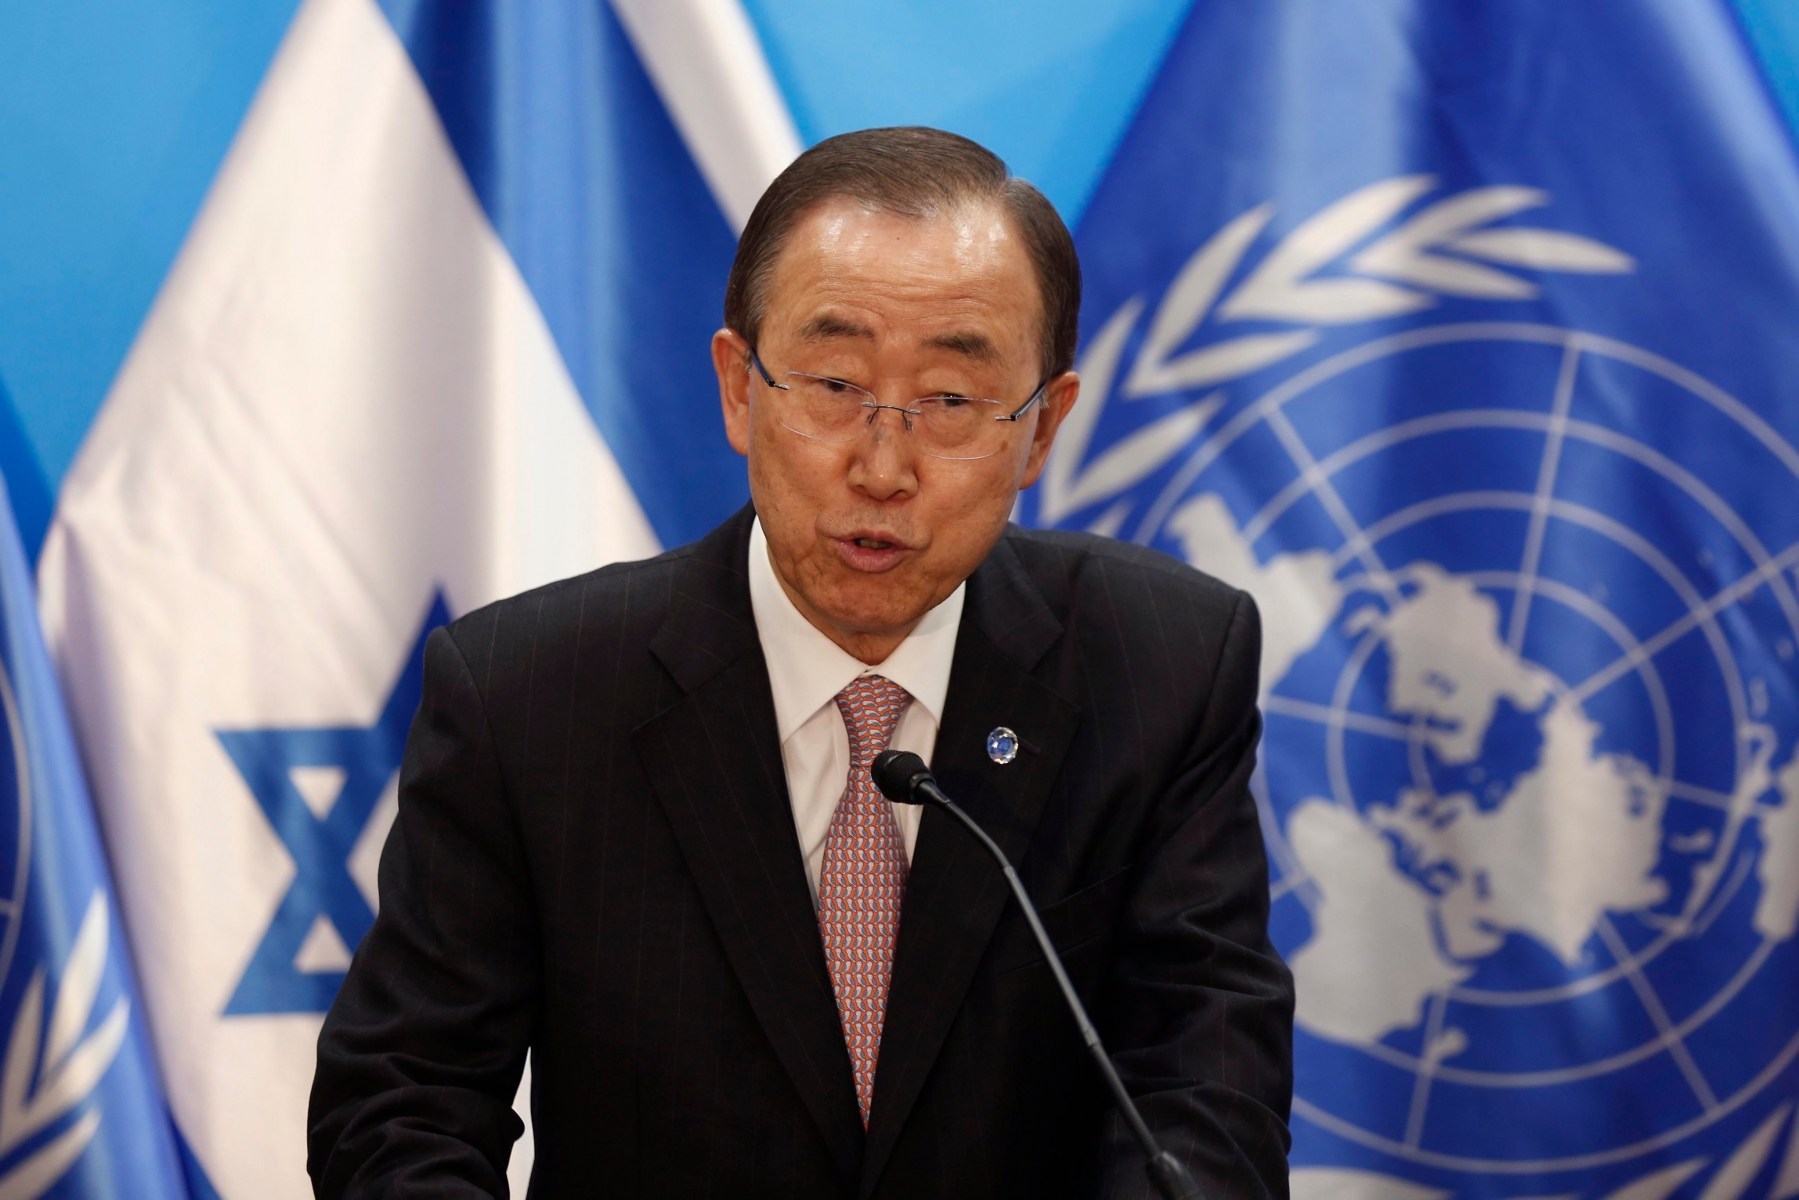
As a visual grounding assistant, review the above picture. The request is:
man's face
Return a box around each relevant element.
[713,197,1078,663]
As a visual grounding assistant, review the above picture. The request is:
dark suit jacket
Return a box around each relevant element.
[309,505,1293,1199]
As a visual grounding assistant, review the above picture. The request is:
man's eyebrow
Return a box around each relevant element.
[797,314,874,341]
[925,330,1003,366]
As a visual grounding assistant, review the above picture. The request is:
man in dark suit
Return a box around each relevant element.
[309,126,1293,1198]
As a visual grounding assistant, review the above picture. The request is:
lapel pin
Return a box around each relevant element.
[986,726,1019,765]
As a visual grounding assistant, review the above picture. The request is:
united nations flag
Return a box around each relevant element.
[1031,1,1799,1195]
[0,478,188,1199]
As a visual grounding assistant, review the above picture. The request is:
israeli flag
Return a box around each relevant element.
[0,479,186,1200]
[34,0,796,1195]
[1029,0,1799,1195]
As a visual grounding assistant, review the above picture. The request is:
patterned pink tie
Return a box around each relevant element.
[819,673,913,1126]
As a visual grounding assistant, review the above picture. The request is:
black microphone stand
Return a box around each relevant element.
[872,750,1204,1200]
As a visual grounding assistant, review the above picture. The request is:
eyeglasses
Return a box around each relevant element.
[748,350,1049,461]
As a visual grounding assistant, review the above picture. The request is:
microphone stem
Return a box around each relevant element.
[924,786,1203,1200]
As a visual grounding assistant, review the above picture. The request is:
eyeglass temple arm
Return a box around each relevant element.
[1000,377,1053,423]
[746,348,788,390]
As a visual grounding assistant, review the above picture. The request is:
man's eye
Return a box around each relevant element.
[816,378,859,395]
[925,395,973,409]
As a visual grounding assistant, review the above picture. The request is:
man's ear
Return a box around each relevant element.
[713,328,753,457]
[1017,370,1080,490]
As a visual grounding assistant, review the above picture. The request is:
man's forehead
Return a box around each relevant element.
[774,200,1029,291]
[800,194,1010,249]
[763,201,1039,360]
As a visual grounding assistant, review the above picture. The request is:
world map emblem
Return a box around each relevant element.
[1035,178,1799,1195]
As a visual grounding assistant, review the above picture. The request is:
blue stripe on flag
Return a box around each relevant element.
[376,0,748,550]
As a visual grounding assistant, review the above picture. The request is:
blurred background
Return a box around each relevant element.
[4,2,1799,1198]
[0,0,1209,561]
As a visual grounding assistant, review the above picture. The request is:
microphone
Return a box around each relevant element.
[872,750,1205,1200]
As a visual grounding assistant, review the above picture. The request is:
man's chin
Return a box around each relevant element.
[810,588,936,642]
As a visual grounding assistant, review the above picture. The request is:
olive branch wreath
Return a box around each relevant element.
[0,891,129,1200]
[1037,174,1634,533]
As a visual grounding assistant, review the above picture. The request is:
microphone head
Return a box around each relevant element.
[872,750,932,805]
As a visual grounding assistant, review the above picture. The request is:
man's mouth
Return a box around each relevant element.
[833,531,913,572]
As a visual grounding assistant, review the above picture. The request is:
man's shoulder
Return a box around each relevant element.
[1000,524,1247,619]
[437,541,715,670]
[438,506,755,671]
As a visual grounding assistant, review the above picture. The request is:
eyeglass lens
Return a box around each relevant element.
[761,370,1030,460]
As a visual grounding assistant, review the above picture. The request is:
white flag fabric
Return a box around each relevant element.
[36,0,795,1193]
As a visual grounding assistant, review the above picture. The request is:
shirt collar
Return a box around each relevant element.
[748,516,965,744]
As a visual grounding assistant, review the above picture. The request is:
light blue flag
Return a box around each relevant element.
[0,476,188,1199]
[1030,1,1799,1195]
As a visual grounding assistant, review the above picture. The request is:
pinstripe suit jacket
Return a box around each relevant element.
[308,504,1294,1199]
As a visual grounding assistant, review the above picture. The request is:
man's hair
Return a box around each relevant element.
[724,126,1081,380]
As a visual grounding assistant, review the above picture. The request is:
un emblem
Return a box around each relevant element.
[0,657,132,1196]
[1037,179,1799,1195]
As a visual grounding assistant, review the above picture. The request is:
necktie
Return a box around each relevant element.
[819,673,913,1126]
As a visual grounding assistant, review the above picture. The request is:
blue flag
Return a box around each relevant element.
[0,476,188,1199]
[1031,1,1799,1194]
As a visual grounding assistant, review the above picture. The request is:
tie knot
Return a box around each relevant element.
[834,674,912,768]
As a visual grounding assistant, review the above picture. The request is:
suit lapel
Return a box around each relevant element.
[630,509,865,1186]
[860,534,1079,1195]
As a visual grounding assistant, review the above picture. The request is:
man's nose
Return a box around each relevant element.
[848,407,919,500]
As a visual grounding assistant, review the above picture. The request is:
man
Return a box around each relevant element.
[309,126,1293,1198]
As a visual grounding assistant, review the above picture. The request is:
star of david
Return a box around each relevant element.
[216,593,450,1015]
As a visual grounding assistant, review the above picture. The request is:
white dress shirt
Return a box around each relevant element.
[748,517,965,903]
